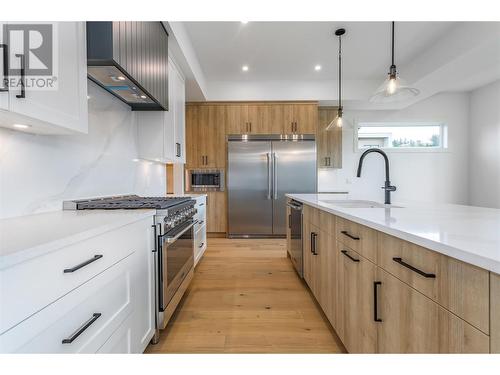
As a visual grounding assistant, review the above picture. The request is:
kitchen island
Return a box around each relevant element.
[286,193,500,354]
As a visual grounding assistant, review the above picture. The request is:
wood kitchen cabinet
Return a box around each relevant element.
[283,103,318,134]
[206,191,227,233]
[185,105,226,168]
[377,268,489,353]
[338,244,378,353]
[225,104,283,134]
[317,107,342,168]
[491,273,500,353]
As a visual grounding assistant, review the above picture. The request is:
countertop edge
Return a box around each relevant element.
[0,210,156,270]
[287,194,500,274]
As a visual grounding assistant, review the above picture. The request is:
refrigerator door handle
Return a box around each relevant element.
[266,152,272,200]
[273,152,278,200]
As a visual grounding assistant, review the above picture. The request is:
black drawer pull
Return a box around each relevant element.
[63,255,103,273]
[199,242,204,248]
[392,257,436,278]
[62,313,101,344]
[311,232,318,255]
[341,230,360,240]
[373,282,382,322]
[198,203,204,207]
[341,250,360,262]
[198,220,204,225]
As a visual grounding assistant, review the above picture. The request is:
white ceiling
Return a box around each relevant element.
[170,21,500,107]
[183,21,457,81]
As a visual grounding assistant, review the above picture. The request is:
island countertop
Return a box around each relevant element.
[286,193,500,274]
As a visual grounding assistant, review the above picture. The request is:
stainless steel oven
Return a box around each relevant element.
[185,169,225,192]
[159,220,195,311]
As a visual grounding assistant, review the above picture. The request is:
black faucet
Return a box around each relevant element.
[356,148,397,205]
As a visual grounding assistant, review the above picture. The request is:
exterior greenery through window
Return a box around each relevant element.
[357,123,446,150]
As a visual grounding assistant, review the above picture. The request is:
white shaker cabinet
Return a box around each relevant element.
[193,195,207,266]
[136,56,186,163]
[0,22,88,134]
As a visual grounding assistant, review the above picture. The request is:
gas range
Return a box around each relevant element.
[63,195,197,232]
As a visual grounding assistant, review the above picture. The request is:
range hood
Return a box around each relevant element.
[86,22,169,110]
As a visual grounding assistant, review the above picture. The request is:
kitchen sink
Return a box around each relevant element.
[319,200,403,208]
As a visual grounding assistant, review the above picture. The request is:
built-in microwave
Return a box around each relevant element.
[185,169,225,192]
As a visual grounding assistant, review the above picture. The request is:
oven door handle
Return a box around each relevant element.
[163,220,196,244]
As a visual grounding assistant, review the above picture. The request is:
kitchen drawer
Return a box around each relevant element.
[0,254,133,353]
[336,216,377,262]
[194,196,206,221]
[377,232,489,333]
[0,218,150,334]
[194,224,207,266]
[303,205,320,227]
[97,314,133,353]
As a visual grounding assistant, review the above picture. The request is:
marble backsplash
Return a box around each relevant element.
[0,81,166,219]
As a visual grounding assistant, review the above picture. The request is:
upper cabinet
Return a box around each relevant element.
[0,22,88,134]
[136,57,185,163]
[226,104,283,134]
[317,107,342,168]
[283,103,317,134]
[185,104,226,168]
[87,21,168,111]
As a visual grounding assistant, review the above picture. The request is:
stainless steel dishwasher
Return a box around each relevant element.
[287,200,304,277]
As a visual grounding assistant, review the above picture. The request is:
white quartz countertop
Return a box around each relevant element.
[0,209,155,269]
[287,194,500,274]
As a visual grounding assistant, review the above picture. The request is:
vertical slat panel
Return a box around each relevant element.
[119,22,127,69]
[112,22,120,62]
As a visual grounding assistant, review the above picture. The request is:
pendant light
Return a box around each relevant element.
[370,22,420,103]
[326,28,347,130]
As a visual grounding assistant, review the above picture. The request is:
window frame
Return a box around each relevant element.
[353,121,449,153]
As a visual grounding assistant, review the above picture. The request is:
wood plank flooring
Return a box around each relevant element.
[146,238,345,353]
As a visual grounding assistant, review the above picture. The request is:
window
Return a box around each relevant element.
[356,122,447,151]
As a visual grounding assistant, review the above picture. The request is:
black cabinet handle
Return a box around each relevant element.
[63,254,103,273]
[312,232,318,255]
[341,230,360,240]
[198,220,204,225]
[310,232,317,255]
[198,242,204,248]
[176,142,181,157]
[373,282,382,322]
[0,44,8,92]
[288,214,292,229]
[341,249,360,262]
[15,53,25,98]
[198,203,204,207]
[62,313,101,344]
[392,257,436,278]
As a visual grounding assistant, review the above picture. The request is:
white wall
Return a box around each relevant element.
[468,80,500,209]
[0,81,166,219]
[319,92,470,205]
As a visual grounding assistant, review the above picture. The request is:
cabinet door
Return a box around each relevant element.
[340,245,377,353]
[317,107,342,168]
[225,104,247,134]
[492,273,500,353]
[377,268,489,353]
[0,23,9,110]
[7,22,88,134]
[185,105,201,168]
[206,191,227,233]
[254,104,284,134]
[294,104,317,134]
[283,104,295,134]
[203,105,226,168]
[303,220,315,292]
[315,231,335,325]
[173,61,185,163]
[286,203,292,256]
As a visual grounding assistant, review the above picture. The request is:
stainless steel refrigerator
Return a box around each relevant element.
[227,135,317,237]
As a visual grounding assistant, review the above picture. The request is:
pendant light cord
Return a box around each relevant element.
[391,21,395,67]
[338,34,342,108]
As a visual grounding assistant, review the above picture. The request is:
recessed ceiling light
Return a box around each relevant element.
[242,65,249,72]
[13,124,31,129]
[140,95,147,99]
[314,65,322,71]
[117,76,126,81]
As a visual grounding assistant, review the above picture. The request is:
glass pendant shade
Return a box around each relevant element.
[326,107,347,130]
[370,73,420,103]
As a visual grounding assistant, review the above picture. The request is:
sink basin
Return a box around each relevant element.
[319,200,403,208]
